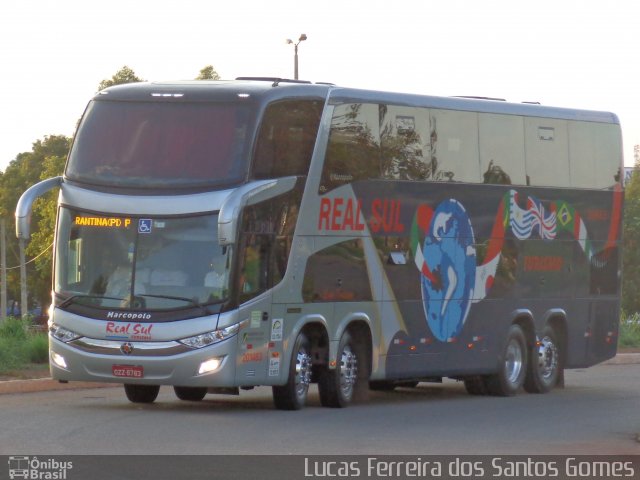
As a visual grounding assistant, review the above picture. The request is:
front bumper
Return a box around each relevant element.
[49,334,237,387]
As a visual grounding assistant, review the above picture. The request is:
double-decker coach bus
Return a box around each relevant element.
[16,78,623,409]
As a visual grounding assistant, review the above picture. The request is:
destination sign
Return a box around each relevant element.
[75,216,132,228]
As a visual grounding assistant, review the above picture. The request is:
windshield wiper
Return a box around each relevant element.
[59,294,124,308]
[137,294,212,313]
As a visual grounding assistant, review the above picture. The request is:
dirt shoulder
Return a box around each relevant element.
[0,364,50,381]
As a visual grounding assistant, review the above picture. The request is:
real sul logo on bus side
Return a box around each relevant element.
[318,197,404,233]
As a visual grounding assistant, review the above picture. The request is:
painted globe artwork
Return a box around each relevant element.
[420,199,477,341]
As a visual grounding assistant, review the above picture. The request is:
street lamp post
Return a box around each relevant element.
[286,34,307,80]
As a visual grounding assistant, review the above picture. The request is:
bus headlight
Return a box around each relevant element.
[50,324,81,343]
[179,322,242,349]
[51,352,68,369]
[199,357,224,375]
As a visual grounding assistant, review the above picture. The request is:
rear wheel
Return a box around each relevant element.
[174,386,207,401]
[524,325,561,394]
[463,375,489,395]
[486,324,527,396]
[124,384,160,403]
[319,331,363,408]
[272,332,312,410]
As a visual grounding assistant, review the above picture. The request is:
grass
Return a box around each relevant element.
[0,316,49,374]
[619,313,640,349]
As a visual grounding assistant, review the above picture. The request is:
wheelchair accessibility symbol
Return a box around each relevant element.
[138,219,152,234]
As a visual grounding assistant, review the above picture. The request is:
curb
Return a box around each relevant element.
[1,354,638,395]
[602,353,640,365]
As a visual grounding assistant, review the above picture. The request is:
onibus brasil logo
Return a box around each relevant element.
[8,456,73,479]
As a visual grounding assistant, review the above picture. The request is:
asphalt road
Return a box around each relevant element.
[0,363,638,456]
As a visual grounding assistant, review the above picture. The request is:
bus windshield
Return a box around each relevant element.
[66,100,254,189]
[55,208,231,310]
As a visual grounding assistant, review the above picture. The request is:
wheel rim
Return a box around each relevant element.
[339,344,358,400]
[294,347,312,401]
[505,338,523,384]
[537,336,558,381]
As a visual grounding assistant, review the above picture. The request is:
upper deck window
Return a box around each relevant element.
[251,99,323,179]
[66,100,254,189]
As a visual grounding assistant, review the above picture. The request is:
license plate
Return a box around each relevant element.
[112,365,144,378]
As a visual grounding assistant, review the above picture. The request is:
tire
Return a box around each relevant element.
[463,375,489,395]
[124,384,160,403]
[486,324,528,396]
[524,325,561,394]
[174,386,208,401]
[319,331,364,408]
[272,332,312,410]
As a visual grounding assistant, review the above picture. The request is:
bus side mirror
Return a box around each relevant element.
[217,177,298,246]
[15,176,63,240]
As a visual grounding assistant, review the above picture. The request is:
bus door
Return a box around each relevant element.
[234,232,275,384]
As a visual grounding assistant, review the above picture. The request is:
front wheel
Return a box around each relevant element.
[319,331,365,408]
[272,332,312,410]
[486,324,528,396]
[174,386,208,401]
[124,384,160,403]
[524,325,561,394]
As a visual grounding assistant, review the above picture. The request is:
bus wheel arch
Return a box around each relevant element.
[524,315,566,394]
[319,320,372,408]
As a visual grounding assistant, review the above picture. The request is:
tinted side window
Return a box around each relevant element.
[479,113,526,185]
[302,240,372,302]
[428,109,481,183]
[569,121,622,189]
[379,105,433,181]
[252,100,323,179]
[237,186,302,304]
[320,103,381,193]
[524,118,570,187]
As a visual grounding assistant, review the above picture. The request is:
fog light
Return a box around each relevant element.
[52,352,68,369]
[199,357,223,375]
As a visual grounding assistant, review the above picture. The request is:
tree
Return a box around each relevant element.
[196,65,221,80]
[0,136,71,310]
[28,152,68,308]
[623,156,640,314]
[97,65,144,91]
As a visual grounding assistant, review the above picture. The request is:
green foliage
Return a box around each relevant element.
[622,164,640,313]
[0,317,48,373]
[97,65,144,91]
[28,153,67,303]
[619,314,640,348]
[196,65,221,80]
[0,316,28,340]
[25,333,49,363]
[0,135,71,308]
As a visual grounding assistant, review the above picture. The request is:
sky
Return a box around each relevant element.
[1,0,638,173]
